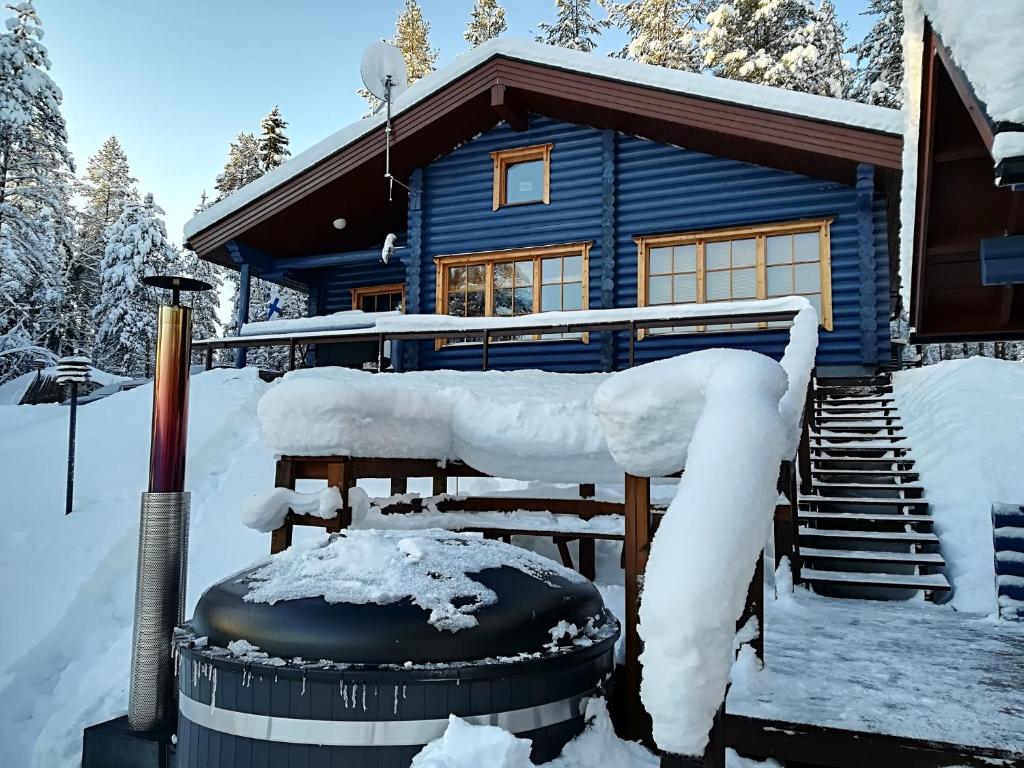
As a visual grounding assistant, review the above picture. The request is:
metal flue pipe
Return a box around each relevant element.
[127,276,210,732]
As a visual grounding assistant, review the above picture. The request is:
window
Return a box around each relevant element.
[636,219,833,335]
[435,242,590,346]
[351,283,405,313]
[491,144,553,209]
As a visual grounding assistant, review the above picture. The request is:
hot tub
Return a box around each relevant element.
[175,531,618,767]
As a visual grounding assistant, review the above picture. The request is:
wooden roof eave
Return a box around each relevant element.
[187,55,903,263]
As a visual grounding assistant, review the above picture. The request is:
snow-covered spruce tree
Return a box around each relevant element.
[847,0,903,108]
[214,132,262,202]
[536,0,608,52]
[602,0,715,71]
[92,193,178,377]
[0,0,76,382]
[465,0,507,46]
[798,0,851,98]
[360,0,439,112]
[257,106,290,172]
[74,136,138,349]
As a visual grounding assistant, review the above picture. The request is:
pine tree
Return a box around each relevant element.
[360,0,439,111]
[257,106,290,171]
[93,193,178,376]
[0,1,76,382]
[603,0,715,71]
[213,132,262,202]
[465,0,507,46]
[848,0,903,108]
[74,136,138,349]
[536,0,608,52]
[702,0,825,92]
[798,0,851,98]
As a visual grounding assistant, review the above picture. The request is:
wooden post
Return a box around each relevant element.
[738,551,765,662]
[270,458,296,554]
[797,376,814,496]
[331,457,355,530]
[204,346,213,371]
[623,472,652,741]
[432,469,447,496]
[578,539,596,581]
[234,261,251,369]
[481,331,490,371]
[377,334,385,372]
[579,483,595,498]
[390,477,408,495]
[628,321,637,368]
[288,339,297,371]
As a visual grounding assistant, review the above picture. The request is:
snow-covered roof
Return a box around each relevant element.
[922,0,1024,130]
[184,38,902,242]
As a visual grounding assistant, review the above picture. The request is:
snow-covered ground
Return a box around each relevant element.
[893,357,1024,614]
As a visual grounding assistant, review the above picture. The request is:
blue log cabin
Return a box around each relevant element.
[184,39,904,376]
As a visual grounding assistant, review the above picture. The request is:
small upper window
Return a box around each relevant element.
[491,144,553,210]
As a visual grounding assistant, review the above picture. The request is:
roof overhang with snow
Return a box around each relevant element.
[908,18,1024,341]
[184,38,903,270]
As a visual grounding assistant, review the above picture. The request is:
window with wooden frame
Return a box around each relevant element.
[350,283,405,313]
[434,242,590,346]
[491,143,553,209]
[636,219,834,336]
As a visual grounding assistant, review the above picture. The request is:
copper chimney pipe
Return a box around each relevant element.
[128,276,211,732]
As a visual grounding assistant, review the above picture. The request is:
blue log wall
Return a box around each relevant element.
[317,115,892,373]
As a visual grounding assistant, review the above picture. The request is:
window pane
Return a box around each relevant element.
[515,260,533,286]
[505,159,544,204]
[806,294,823,319]
[466,265,486,291]
[447,292,466,316]
[541,257,561,284]
[732,238,756,268]
[674,244,697,273]
[541,284,561,311]
[562,282,583,310]
[673,274,697,303]
[649,275,673,305]
[766,235,792,265]
[706,270,730,301]
[794,232,819,262]
[794,262,821,293]
[513,286,533,314]
[563,255,583,281]
[732,268,757,299]
[650,247,672,275]
[449,266,467,289]
[767,265,791,296]
[706,241,730,271]
[493,262,514,288]
[494,287,513,316]
[360,295,376,312]
[466,291,486,317]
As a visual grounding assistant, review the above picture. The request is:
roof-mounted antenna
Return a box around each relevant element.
[360,40,409,202]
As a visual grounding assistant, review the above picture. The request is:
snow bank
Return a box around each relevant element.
[240,485,342,532]
[243,529,587,632]
[636,353,789,756]
[185,40,899,242]
[257,367,617,482]
[239,309,386,337]
[893,358,1024,614]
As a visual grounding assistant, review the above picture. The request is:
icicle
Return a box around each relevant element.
[301,675,306,696]
[343,683,349,708]
[339,679,344,698]
[362,685,367,712]
[393,685,399,715]
[209,667,218,711]
[402,684,407,700]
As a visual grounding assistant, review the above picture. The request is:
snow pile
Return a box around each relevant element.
[241,485,342,532]
[242,529,587,632]
[257,367,616,482]
[239,309,386,337]
[636,351,790,756]
[893,357,1024,614]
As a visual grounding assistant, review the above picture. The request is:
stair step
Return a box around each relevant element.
[811,433,908,441]
[816,376,891,384]
[798,510,933,524]
[812,455,915,464]
[811,481,924,490]
[801,568,951,591]
[799,547,945,565]
[816,404,897,411]
[813,416,903,423]
[800,495,929,507]
[814,397,896,405]
[798,527,939,543]
[811,467,919,476]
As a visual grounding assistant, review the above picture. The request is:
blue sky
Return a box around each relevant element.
[41,0,873,245]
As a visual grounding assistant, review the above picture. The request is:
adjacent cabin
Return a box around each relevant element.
[908,4,1024,341]
[184,39,903,375]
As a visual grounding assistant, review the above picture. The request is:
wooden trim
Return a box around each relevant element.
[349,282,406,311]
[635,218,835,338]
[433,241,591,349]
[490,143,553,210]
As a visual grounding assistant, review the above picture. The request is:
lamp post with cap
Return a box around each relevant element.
[55,354,91,515]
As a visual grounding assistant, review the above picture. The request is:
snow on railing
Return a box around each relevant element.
[594,301,818,757]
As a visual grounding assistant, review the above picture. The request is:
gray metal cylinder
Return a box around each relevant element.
[128,491,190,731]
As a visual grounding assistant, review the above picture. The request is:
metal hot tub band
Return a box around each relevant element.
[179,688,594,747]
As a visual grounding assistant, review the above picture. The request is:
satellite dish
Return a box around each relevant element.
[360,40,408,101]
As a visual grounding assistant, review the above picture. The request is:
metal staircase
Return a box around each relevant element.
[795,374,951,600]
